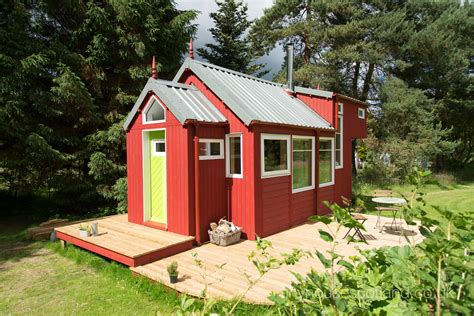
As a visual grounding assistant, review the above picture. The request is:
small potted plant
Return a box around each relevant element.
[167,261,179,284]
[78,224,91,237]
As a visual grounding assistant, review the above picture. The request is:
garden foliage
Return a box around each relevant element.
[270,168,473,315]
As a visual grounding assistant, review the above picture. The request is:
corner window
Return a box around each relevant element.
[226,134,243,178]
[292,136,315,193]
[319,138,334,187]
[261,134,290,178]
[336,103,343,168]
[152,139,166,156]
[358,108,365,119]
[199,139,224,160]
[143,97,165,123]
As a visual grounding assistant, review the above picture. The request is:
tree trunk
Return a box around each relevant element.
[361,63,375,101]
[352,62,360,97]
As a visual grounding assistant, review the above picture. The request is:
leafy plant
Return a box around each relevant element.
[270,167,474,315]
[166,261,179,277]
[78,224,91,233]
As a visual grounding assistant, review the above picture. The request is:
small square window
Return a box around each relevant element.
[199,139,224,160]
[358,108,365,119]
[152,140,165,156]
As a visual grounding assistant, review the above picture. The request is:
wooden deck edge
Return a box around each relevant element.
[56,231,136,266]
[134,238,195,258]
[133,239,195,266]
[55,231,195,267]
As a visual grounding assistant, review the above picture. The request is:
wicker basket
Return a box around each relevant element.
[208,228,242,247]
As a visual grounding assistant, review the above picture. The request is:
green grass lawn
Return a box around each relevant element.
[1,179,472,315]
[0,221,274,315]
[358,181,474,217]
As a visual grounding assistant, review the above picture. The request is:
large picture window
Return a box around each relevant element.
[292,136,315,192]
[335,103,343,168]
[199,139,224,160]
[319,137,334,187]
[261,134,290,178]
[226,134,243,178]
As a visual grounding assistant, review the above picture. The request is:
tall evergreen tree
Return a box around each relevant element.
[197,0,266,76]
[250,0,472,168]
[0,0,196,214]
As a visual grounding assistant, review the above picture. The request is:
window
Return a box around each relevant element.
[319,138,334,187]
[336,103,343,168]
[226,134,243,178]
[358,108,365,119]
[292,136,315,192]
[261,134,290,178]
[143,97,165,123]
[199,139,224,160]
[152,139,166,156]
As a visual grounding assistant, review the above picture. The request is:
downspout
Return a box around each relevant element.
[315,129,320,215]
[193,122,201,244]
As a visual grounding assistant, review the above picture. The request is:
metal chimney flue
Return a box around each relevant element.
[286,44,294,92]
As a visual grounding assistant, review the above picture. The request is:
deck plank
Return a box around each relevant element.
[55,214,195,264]
[131,214,423,304]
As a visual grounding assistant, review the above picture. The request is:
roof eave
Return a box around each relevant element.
[249,120,334,131]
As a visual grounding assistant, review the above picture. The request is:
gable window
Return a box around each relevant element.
[335,103,343,168]
[152,139,166,156]
[199,139,224,160]
[292,136,315,193]
[226,134,243,178]
[358,108,365,119]
[261,134,290,178]
[319,137,335,187]
[144,97,165,123]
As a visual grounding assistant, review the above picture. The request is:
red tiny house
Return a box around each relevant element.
[122,51,367,244]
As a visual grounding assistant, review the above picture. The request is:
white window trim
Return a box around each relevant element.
[199,138,224,160]
[142,95,166,125]
[338,102,344,115]
[261,133,291,178]
[292,135,315,193]
[151,139,166,157]
[226,133,243,178]
[358,108,366,119]
[336,103,343,169]
[319,137,335,188]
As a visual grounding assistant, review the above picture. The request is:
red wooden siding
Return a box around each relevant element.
[296,93,336,128]
[196,125,227,242]
[178,71,256,240]
[253,125,318,238]
[126,93,194,236]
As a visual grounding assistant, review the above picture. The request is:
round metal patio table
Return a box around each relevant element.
[372,197,406,231]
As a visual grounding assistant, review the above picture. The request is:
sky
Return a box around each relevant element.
[176,0,284,79]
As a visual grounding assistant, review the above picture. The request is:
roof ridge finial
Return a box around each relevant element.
[151,55,157,79]
[316,83,320,90]
[189,38,194,60]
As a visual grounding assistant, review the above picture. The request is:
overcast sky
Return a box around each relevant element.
[176,0,284,79]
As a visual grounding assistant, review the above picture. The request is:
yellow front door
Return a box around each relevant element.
[149,130,166,224]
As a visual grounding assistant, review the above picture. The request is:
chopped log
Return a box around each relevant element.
[26,219,71,240]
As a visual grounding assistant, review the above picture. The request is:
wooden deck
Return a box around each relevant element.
[55,214,194,267]
[131,215,423,304]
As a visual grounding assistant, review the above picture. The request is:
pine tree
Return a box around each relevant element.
[197,0,266,76]
[251,0,472,167]
[0,0,197,214]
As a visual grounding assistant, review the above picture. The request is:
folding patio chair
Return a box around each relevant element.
[341,196,368,243]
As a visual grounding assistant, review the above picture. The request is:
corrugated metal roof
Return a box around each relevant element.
[294,86,334,99]
[123,78,227,130]
[174,58,333,130]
